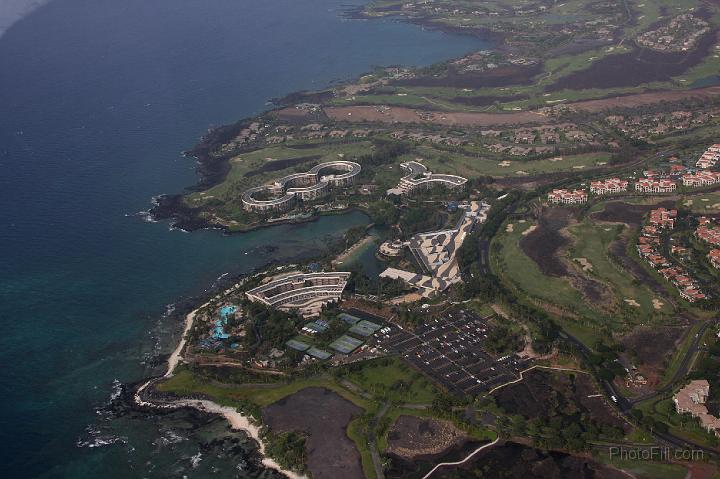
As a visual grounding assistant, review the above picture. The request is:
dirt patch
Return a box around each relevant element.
[262,387,364,479]
[386,415,467,460]
[323,105,546,127]
[548,30,718,91]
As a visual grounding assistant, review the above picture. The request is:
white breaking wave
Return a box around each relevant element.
[0,0,52,39]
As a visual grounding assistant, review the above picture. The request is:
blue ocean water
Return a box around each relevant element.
[0,1,487,477]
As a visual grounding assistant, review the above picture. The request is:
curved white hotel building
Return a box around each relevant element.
[242,161,361,213]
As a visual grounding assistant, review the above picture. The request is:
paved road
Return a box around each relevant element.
[559,323,718,456]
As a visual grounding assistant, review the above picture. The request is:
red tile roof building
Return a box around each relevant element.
[589,178,629,195]
[649,208,677,229]
[697,145,720,169]
[709,249,720,269]
[635,178,677,193]
[548,189,588,204]
[696,225,720,246]
[682,171,720,187]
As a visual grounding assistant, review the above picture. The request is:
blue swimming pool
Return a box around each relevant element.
[213,305,237,339]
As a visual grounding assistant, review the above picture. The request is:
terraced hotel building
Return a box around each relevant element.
[242,160,361,213]
[389,160,467,195]
[245,271,351,317]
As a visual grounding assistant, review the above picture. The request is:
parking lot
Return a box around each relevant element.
[377,309,531,396]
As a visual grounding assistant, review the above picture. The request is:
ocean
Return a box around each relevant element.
[0,0,488,477]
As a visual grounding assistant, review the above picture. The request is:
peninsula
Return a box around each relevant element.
[142,1,720,478]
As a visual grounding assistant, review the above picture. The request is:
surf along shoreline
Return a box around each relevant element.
[134,277,306,479]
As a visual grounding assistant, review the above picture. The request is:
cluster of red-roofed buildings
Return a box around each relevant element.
[696,218,720,246]
[637,208,707,302]
[547,189,588,204]
[589,178,629,195]
[696,144,720,169]
[682,170,720,187]
[695,218,720,270]
[548,144,720,206]
[634,177,677,193]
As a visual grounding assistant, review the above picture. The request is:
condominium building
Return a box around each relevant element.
[682,171,720,187]
[634,178,677,193]
[589,178,629,195]
[547,189,588,204]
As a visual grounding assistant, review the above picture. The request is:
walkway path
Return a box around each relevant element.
[421,438,500,479]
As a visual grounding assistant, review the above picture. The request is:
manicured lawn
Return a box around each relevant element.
[186,141,373,204]
[567,221,672,324]
[492,220,603,324]
[343,356,439,404]
[414,147,612,178]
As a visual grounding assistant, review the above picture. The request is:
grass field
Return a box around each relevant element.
[342,356,439,404]
[682,191,720,214]
[567,221,672,322]
[413,147,612,178]
[492,220,607,337]
[186,140,373,205]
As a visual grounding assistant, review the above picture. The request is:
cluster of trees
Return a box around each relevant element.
[484,323,525,355]
[514,414,623,451]
[243,301,302,354]
[587,341,626,382]
[263,431,308,474]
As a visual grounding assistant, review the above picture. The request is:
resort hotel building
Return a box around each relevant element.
[245,271,351,317]
[547,189,588,204]
[242,160,361,213]
[387,160,467,195]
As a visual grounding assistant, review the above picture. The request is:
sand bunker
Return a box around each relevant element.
[624,299,641,307]
[652,298,664,310]
[506,223,514,232]
[522,225,538,236]
[498,160,512,167]
[549,157,564,162]
[572,165,586,169]
[515,170,529,175]
[684,200,694,207]
[574,257,593,272]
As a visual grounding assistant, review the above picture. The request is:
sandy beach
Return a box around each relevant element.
[135,281,306,479]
